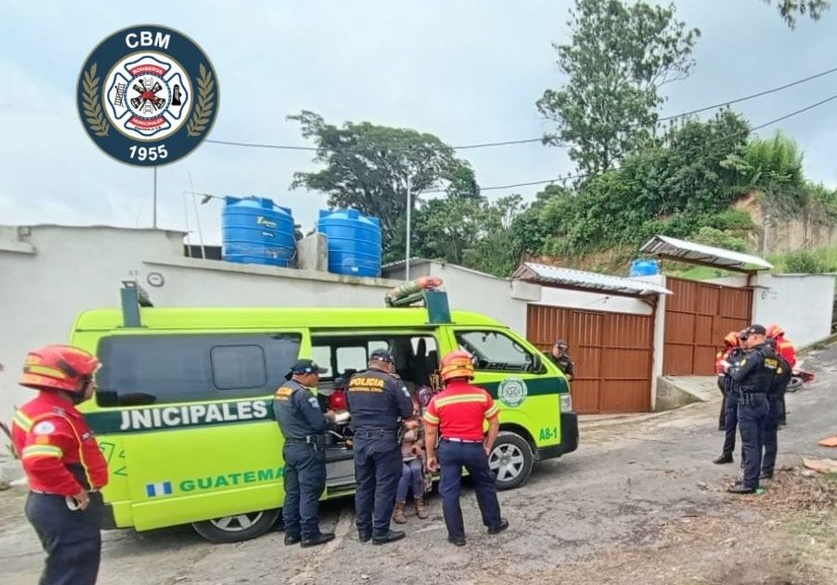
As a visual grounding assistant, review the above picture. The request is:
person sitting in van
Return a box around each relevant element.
[393,401,429,524]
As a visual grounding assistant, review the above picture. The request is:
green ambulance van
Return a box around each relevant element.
[72,282,578,543]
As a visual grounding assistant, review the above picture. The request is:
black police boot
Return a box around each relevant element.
[760,471,774,480]
[284,534,301,546]
[487,519,509,535]
[713,454,733,464]
[300,532,335,548]
[448,536,466,546]
[372,530,406,545]
[727,483,756,494]
[358,530,372,543]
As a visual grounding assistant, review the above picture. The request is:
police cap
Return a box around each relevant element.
[285,359,328,380]
[370,348,395,364]
[745,324,767,336]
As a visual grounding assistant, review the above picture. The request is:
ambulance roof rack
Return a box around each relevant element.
[384,276,451,324]
[120,280,153,328]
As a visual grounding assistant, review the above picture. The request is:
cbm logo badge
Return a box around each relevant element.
[76,25,219,166]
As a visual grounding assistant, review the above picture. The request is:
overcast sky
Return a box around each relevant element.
[1,0,836,245]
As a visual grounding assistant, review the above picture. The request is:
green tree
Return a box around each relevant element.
[762,0,831,28]
[536,0,700,176]
[288,111,477,249]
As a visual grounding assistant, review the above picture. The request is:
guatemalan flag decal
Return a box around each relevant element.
[146,481,173,497]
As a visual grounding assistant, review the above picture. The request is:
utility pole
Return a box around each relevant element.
[152,167,158,229]
[763,212,771,257]
[405,174,412,281]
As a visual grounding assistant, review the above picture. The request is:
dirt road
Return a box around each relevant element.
[2,346,837,585]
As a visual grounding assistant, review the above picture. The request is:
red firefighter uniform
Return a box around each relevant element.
[10,344,109,585]
[11,392,108,495]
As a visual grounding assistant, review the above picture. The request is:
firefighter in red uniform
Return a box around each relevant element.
[767,324,796,426]
[715,332,740,431]
[423,350,509,546]
[10,345,109,585]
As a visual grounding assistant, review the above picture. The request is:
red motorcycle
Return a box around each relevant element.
[787,359,815,392]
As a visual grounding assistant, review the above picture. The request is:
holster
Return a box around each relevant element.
[306,434,326,451]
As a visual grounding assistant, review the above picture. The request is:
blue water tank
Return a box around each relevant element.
[222,196,296,267]
[317,209,382,277]
[629,259,660,277]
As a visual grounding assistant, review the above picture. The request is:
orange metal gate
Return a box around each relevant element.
[663,277,753,375]
[527,305,654,414]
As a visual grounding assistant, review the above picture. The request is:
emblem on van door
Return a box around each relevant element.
[498,378,528,408]
[76,24,219,166]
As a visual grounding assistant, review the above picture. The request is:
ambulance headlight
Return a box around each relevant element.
[560,393,573,413]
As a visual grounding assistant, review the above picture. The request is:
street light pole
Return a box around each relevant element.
[405,174,412,281]
[152,167,158,229]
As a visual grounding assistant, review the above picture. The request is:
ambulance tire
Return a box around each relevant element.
[192,508,280,543]
[489,431,534,491]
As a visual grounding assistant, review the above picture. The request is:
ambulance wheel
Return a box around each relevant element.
[192,508,280,543]
[489,431,534,491]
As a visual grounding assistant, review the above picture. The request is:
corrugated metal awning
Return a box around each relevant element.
[512,262,672,297]
[639,235,772,272]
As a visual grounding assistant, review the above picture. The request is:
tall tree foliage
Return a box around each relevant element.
[762,0,831,28]
[514,110,754,258]
[288,111,478,249]
[537,0,700,176]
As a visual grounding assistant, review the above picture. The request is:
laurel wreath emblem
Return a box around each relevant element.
[81,63,110,137]
[187,63,216,137]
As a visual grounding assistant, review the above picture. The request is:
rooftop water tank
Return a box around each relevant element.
[222,196,296,267]
[629,259,660,277]
[316,209,382,277]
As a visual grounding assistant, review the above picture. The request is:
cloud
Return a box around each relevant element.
[1,0,836,246]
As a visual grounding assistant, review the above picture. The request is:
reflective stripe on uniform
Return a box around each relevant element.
[434,394,487,408]
[12,410,33,432]
[423,411,440,424]
[21,445,63,459]
[485,403,500,418]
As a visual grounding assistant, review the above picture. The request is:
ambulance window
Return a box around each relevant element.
[455,330,534,373]
[211,345,267,390]
[95,333,301,406]
[336,346,367,373]
[311,346,333,378]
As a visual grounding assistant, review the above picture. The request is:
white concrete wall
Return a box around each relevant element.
[752,273,835,347]
[0,225,404,439]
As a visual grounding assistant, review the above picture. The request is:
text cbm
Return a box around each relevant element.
[125,31,171,50]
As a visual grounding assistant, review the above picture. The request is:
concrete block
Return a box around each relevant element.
[654,377,704,411]
[296,233,328,272]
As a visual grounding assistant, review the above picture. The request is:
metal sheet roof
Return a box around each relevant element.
[512,262,672,297]
[639,235,772,272]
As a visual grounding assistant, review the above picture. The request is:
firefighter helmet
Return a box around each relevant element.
[19,345,100,393]
[440,350,475,382]
[767,324,784,339]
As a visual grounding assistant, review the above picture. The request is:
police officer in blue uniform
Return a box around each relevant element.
[728,325,779,494]
[346,348,414,545]
[714,332,747,466]
[761,344,792,480]
[274,359,336,547]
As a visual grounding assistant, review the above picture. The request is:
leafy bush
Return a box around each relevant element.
[688,226,747,252]
[781,250,829,274]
